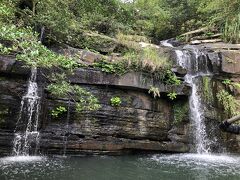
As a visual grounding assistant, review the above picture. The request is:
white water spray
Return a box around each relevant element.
[175,47,213,154]
[12,67,41,156]
[160,40,174,47]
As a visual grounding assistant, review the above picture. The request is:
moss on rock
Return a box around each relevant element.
[173,101,189,126]
[65,31,118,54]
[202,76,213,103]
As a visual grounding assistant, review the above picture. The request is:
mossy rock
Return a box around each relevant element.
[173,101,189,126]
[65,30,118,54]
[82,32,117,53]
[202,76,214,104]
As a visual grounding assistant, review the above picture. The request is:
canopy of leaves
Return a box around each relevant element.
[1,0,240,51]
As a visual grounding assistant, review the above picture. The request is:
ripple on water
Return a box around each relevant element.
[150,153,240,178]
[0,156,67,180]
[1,154,240,180]
[151,153,240,164]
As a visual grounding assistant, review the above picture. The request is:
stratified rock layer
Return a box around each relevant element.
[0,55,190,155]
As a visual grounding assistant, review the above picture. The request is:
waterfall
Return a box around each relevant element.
[160,40,220,153]
[175,46,214,154]
[12,67,41,156]
[160,40,174,47]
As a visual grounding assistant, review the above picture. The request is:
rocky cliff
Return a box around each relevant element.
[0,52,191,155]
[0,42,240,155]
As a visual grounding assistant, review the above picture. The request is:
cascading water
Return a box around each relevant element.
[175,46,214,154]
[160,40,174,47]
[161,40,215,154]
[12,67,41,156]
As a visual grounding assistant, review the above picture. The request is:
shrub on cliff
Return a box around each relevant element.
[123,47,170,74]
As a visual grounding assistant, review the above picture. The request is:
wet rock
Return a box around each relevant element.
[172,66,187,76]
[0,48,193,155]
[207,52,221,73]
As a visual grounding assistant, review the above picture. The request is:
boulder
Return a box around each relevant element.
[0,55,30,76]
[221,50,240,74]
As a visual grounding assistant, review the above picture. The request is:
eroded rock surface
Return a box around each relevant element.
[0,55,191,155]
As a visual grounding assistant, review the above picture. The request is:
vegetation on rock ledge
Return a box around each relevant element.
[173,101,189,125]
[110,97,122,107]
[217,90,239,117]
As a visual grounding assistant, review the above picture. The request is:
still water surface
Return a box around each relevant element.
[1,153,240,180]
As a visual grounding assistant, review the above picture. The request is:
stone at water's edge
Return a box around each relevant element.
[0,55,191,155]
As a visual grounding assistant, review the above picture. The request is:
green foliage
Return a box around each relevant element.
[176,35,185,41]
[123,47,170,73]
[116,33,149,43]
[202,76,213,103]
[71,0,135,35]
[222,79,232,85]
[132,0,203,40]
[223,14,240,43]
[74,86,101,112]
[51,106,67,118]
[216,90,239,116]
[16,0,135,44]
[0,24,37,42]
[47,79,101,112]
[0,0,16,23]
[148,86,160,98]
[92,47,171,77]
[93,59,127,75]
[167,92,177,100]
[0,43,13,55]
[199,0,240,43]
[133,0,172,39]
[110,96,122,107]
[0,24,79,70]
[221,79,240,91]
[1,0,239,48]
[173,102,189,125]
[116,33,142,52]
[233,82,240,89]
[165,70,181,85]
[0,1,102,116]
[47,80,70,97]
[21,0,78,43]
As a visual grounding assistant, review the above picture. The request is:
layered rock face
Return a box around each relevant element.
[0,55,191,155]
[188,43,240,153]
[208,47,240,153]
[1,42,240,155]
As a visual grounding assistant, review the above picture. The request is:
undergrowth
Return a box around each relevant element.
[216,90,239,116]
